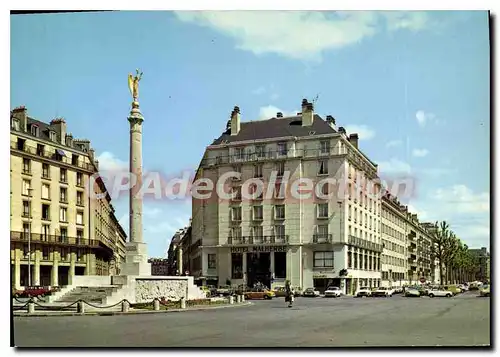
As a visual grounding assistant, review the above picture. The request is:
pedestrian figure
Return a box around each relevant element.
[285,280,294,308]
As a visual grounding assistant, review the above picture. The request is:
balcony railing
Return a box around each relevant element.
[11,141,95,172]
[313,234,333,243]
[11,231,100,248]
[201,147,348,167]
[227,235,289,245]
[348,235,383,252]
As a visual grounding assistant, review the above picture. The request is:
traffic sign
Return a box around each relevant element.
[420,277,426,283]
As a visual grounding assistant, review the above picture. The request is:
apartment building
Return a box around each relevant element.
[167,226,191,276]
[380,193,408,287]
[10,106,126,289]
[406,213,434,283]
[191,99,383,294]
[469,247,490,282]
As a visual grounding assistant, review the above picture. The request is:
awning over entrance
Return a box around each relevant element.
[56,149,66,157]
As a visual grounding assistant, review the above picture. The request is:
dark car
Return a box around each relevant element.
[302,288,320,297]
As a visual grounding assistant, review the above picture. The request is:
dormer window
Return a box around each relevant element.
[31,125,39,137]
[11,118,19,131]
[49,131,56,141]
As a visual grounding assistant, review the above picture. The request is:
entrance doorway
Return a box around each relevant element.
[247,252,271,288]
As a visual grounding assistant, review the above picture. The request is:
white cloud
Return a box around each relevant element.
[344,125,375,140]
[252,86,266,95]
[377,158,412,174]
[386,140,402,148]
[258,105,297,120]
[96,151,128,171]
[415,110,436,127]
[412,148,429,157]
[252,84,279,100]
[407,184,490,248]
[175,11,430,61]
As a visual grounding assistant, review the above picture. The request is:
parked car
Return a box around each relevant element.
[302,288,320,297]
[216,285,233,296]
[244,288,275,300]
[272,286,287,297]
[404,287,421,297]
[444,285,462,295]
[479,285,490,297]
[324,286,342,298]
[393,286,404,294]
[428,287,453,298]
[355,286,372,298]
[372,287,395,297]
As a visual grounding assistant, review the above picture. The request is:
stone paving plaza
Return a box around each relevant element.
[13,292,490,347]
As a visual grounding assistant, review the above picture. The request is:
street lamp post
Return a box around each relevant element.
[27,187,33,287]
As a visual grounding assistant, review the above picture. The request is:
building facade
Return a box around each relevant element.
[191,99,383,294]
[405,213,434,284]
[10,106,126,289]
[380,193,408,287]
[469,247,490,282]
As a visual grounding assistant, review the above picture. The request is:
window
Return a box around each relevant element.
[49,131,56,141]
[254,164,263,178]
[22,201,30,217]
[31,125,39,137]
[23,223,29,236]
[37,144,45,156]
[317,203,329,218]
[255,145,266,158]
[41,225,50,240]
[60,168,67,183]
[231,227,242,239]
[17,137,25,150]
[320,140,330,154]
[231,207,242,222]
[317,225,329,237]
[60,187,67,203]
[60,227,67,239]
[72,154,79,165]
[252,206,263,220]
[76,211,84,225]
[277,142,287,156]
[77,191,84,206]
[208,254,217,269]
[76,173,83,186]
[274,205,285,220]
[318,160,328,175]
[252,226,263,239]
[348,251,352,268]
[233,165,241,174]
[274,225,285,238]
[42,204,50,220]
[77,229,83,240]
[232,186,242,201]
[42,163,50,178]
[234,147,244,161]
[274,182,284,198]
[22,158,31,174]
[41,183,50,199]
[60,248,68,261]
[276,161,285,177]
[12,118,19,131]
[59,207,67,222]
[314,251,334,268]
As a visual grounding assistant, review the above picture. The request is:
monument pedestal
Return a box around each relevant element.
[121,242,151,276]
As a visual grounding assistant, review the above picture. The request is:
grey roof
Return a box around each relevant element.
[212,114,336,145]
[26,117,55,142]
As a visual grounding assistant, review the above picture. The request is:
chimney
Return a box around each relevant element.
[301,99,314,126]
[11,106,28,132]
[226,119,231,133]
[338,126,346,135]
[230,106,240,136]
[50,118,67,145]
[276,112,283,118]
[349,133,359,148]
[326,115,336,130]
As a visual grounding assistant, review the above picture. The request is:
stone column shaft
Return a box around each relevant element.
[128,104,144,244]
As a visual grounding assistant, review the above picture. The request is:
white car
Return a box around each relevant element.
[372,287,395,297]
[428,287,453,298]
[324,286,342,298]
[355,286,372,298]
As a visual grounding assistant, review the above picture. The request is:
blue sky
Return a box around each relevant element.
[11,11,490,256]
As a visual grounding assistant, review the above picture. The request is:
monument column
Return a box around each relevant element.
[121,69,151,276]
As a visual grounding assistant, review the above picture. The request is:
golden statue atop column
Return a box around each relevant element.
[128,68,143,103]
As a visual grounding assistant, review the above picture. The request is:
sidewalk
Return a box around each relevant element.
[13,301,253,317]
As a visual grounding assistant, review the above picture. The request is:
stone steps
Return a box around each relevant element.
[56,286,122,304]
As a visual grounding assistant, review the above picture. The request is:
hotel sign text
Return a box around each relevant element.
[231,246,288,253]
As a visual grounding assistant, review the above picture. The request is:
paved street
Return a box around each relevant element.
[13,292,490,347]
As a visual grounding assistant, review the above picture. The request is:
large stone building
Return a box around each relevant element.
[405,212,434,283]
[191,99,383,294]
[469,247,490,282]
[166,225,191,276]
[380,193,408,287]
[10,106,126,289]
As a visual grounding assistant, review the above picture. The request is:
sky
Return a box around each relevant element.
[10,11,490,256]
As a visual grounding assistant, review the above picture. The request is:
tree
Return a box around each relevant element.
[431,221,450,285]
